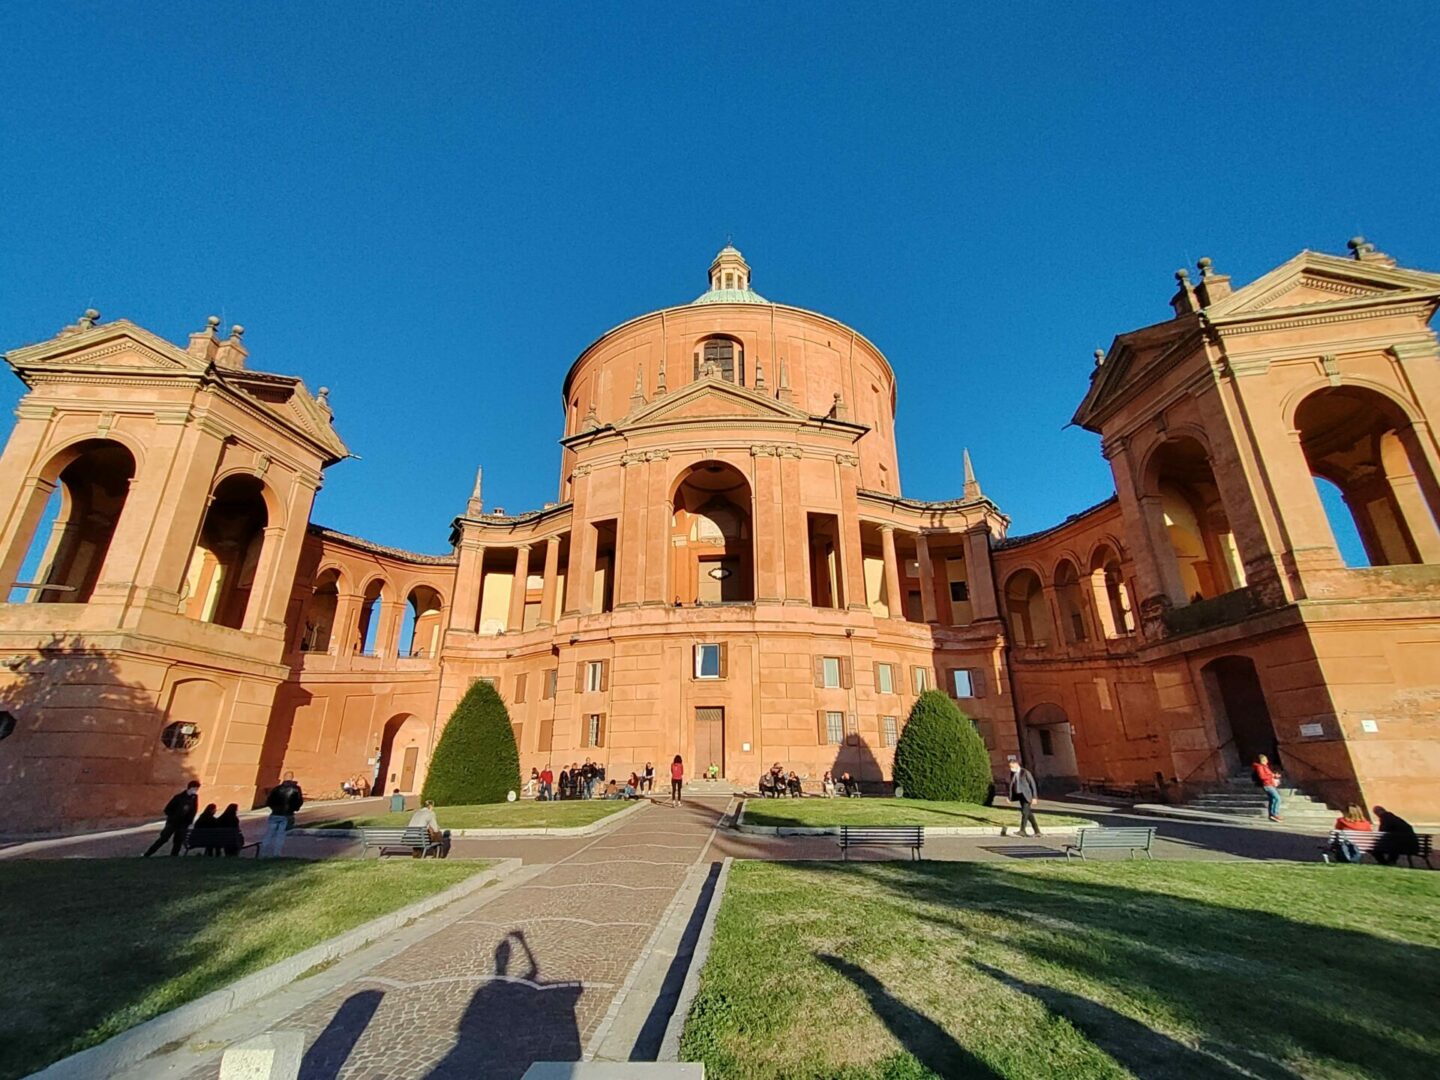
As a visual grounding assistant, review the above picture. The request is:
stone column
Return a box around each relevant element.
[779,448,809,603]
[331,591,363,657]
[615,457,646,608]
[254,474,322,639]
[507,543,532,630]
[751,446,784,603]
[539,534,561,625]
[915,532,938,622]
[245,524,290,637]
[0,403,61,594]
[836,453,868,611]
[448,534,484,632]
[965,525,999,620]
[880,524,902,619]
[1387,428,1440,562]
[564,466,593,616]
[643,453,671,605]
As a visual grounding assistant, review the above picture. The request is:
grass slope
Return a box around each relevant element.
[741,797,1092,829]
[682,861,1440,1080]
[0,858,486,1079]
[316,799,635,830]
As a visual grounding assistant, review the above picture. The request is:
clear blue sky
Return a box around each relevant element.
[3,3,1436,559]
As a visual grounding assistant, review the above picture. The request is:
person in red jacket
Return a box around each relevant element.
[1334,805,1372,831]
[1252,755,1283,821]
[670,755,684,806]
[538,765,554,801]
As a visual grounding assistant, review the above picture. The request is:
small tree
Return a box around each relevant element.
[421,679,521,805]
[892,689,992,802]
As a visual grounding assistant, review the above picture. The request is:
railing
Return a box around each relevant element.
[1176,736,1235,786]
[1162,587,1261,636]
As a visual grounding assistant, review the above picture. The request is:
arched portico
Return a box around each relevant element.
[671,461,754,604]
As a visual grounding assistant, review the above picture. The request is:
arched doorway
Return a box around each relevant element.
[375,713,428,796]
[671,462,753,604]
[1201,655,1277,772]
[1003,569,1052,647]
[1022,703,1078,788]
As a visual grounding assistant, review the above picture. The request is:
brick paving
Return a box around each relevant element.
[194,797,726,1080]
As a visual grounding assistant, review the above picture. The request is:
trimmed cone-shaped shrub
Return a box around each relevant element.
[892,689,992,802]
[421,679,521,805]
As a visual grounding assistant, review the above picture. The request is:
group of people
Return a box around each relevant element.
[526,757,689,804]
[1329,803,1423,865]
[142,773,305,858]
[340,774,372,798]
[756,765,862,798]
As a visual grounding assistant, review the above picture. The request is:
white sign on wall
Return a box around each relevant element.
[1361,719,1380,733]
[1298,722,1324,738]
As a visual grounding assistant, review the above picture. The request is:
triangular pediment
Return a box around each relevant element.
[5,321,205,375]
[1207,251,1440,321]
[621,377,814,428]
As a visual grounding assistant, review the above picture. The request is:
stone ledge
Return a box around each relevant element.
[659,856,733,1062]
[733,802,1096,837]
[29,859,523,1080]
[292,799,650,840]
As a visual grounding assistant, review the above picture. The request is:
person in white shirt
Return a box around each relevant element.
[407,800,448,857]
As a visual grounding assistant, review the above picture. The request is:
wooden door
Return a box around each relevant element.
[694,707,724,776]
[399,746,419,791]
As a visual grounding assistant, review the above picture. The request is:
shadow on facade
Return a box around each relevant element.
[428,931,581,1080]
[0,636,182,829]
[829,735,886,794]
[802,861,1430,1078]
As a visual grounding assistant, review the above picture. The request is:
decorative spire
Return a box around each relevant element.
[316,386,331,410]
[1170,267,1201,316]
[630,363,647,409]
[78,309,99,330]
[467,466,484,516]
[581,399,601,432]
[754,356,767,391]
[1193,257,1232,306]
[187,315,223,359]
[1347,235,1396,266]
[656,355,668,396]
[1093,349,1105,367]
[963,448,982,500]
[830,391,848,421]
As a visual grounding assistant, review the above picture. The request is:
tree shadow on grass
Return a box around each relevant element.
[817,954,1002,1079]
[805,861,1440,1080]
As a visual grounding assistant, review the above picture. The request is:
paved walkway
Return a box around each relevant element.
[154,797,726,1080]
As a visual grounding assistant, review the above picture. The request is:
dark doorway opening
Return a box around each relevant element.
[1201,656,1277,770]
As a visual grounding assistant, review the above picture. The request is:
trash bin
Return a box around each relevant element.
[390,792,406,813]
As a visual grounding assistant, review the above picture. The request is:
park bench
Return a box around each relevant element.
[1064,826,1156,860]
[183,827,259,857]
[1321,830,1434,868]
[838,825,924,861]
[359,826,442,858]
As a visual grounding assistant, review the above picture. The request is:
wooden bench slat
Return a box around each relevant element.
[838,825,925,861]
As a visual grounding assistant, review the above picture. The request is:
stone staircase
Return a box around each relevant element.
[1181,775,1337,826]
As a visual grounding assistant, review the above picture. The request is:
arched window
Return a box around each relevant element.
[183,475,268,629]
[1004,569,1052,647]
[401,585,444,657]
[1053,560,1089,643]
[672,462,754,604]
[300,568,342,652]
[356,579,386,656]
[1147,437,1246,603]
[693,338,745,385]
[1088,544,1133,637]
[8,439,136,604]
[1296,387,1440,566]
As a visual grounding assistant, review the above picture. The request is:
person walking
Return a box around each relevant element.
[1252,754,1283,821]
[260,771,305,857]
[670,754,684,806]
[1007,760,1042,837]
[144,780,201,857]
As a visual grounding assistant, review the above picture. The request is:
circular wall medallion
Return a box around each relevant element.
[708,566,732,580]
[161,721,202,751]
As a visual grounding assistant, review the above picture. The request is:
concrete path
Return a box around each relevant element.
[141,797,727,1080]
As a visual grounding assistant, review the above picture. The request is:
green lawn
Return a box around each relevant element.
[0,858,487,1079]
[682,861,1440,1079]
[741,797,1093,829]
[314,798,636,830]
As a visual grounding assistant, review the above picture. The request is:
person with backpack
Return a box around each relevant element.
[1326,804,1373,863]
[1252,755,1283,821]
[260,772,304,857]
[143,780,200,857]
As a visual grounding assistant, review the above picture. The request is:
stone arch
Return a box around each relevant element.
[1052,558,1089,644]
[1021,702,1077,784]
[300,566,345,652]
[1002,567,1052,647]
[1143,436,1246,603]
[182,474,270,629]
[375,712,428,795]
[671,460,754,603]
[153,677,226,787]
[355,575,391,656]
[1199,655,1276,773]
[1087,541,1133,637]
[10,438,137,604]
[1294,385,1440,566]
[400,584,445,658]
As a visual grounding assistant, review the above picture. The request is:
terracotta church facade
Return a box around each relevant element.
[1,240,1438,830]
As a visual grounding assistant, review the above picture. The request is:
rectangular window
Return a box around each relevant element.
[585,660,603,693]
[876,663,894,695]
[912,666,930,693]
[882,716,898,747]
[949,580,969,602]
[588,713,602,747]
[952,669,974,698]
[822,656,841,689]
[694,643,726,679]
[514,673,528,704]
[543,669,558,700]
[825,710,844,745]
[1094,677,1113,711]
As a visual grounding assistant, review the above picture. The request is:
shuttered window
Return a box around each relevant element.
[514,673,528,704]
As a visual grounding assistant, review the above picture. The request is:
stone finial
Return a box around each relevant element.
[1093,349,1105,367]
[963,447,982,500]
[1194,257,1232,306]
[754,357,767,391]
[1171,266,1201,316]
[581,400,601,432]
[188,315,223,359]
[830,391,848,420]
[230,324,245,340]
[776,356,795,404]
[1175,268,1190,284]
[207,315,221,332]
[656,355,668,395]
[467,465,484,516]
[79,309,100,329]
[214,321,249,369]
[1346,235,1395,266]
[316,386,331,408]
